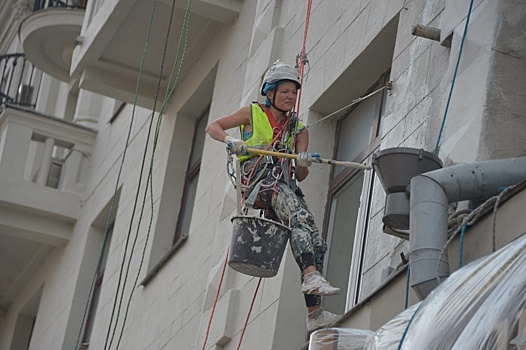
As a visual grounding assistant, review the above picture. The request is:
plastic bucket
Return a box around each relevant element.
[229,215,291,278]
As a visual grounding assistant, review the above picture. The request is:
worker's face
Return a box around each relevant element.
[269,81,297,111]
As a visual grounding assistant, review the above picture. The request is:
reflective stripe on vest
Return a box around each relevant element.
[237,103,303,163]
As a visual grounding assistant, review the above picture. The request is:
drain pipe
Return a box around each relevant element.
[409,156,526,300]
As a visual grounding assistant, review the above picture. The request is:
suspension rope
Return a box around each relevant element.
[237,278,263,350]
[404,264,410,310]
[294,0,313,120]
[436,198,495,284]
[214,111,291,349]
[205,4,314,348]
[236,116,292,205]
[100,0,162,347]
[201,248,230,350]
[433,0,475,155]
[307,84,390,128]
[397,302,423,350]
[74,0,159,348]
[110,1,193,348]
[203,120,291,350]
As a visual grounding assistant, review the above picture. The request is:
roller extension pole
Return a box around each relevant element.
[245,147,372,170]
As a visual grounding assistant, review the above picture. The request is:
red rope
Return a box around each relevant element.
[201,248,230,350]
[224,7,314,346]
[202,7,313,342]
[230,7,314,345]
[295,0,313,118]
[202,115,288,349]
[241,116,291,204]
[236,278,262,350]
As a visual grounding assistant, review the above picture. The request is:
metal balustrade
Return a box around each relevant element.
[33,0,87,11]
[0,53,42,109]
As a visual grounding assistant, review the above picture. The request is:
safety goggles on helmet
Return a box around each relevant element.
[260,61,301,96]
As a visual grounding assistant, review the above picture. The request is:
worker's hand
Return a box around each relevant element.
[297,152,315,167]
[224,136,247,155]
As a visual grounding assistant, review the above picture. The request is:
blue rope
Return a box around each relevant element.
[404,264,410,309]
[434,0,476,155]
[459,223,467,268]
[397,303,423,350]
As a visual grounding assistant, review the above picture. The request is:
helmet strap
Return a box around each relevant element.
[270,90,289,114]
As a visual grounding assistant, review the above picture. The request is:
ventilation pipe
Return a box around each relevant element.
[372,148,443,236]
[409,156,526,300]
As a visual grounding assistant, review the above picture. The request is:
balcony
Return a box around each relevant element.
[0,104,96,316]
[70,0,242,109]
[18,0,86,82]
[0,53,42,109]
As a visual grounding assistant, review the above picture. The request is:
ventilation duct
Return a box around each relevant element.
[372,147,443,236]
[409,156,526,300]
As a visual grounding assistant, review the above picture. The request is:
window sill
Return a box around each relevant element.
[140,234,188,286]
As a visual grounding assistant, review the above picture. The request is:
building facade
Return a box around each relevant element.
[0,0,525,349]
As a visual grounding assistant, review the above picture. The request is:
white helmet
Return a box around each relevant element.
[260,61,301,96]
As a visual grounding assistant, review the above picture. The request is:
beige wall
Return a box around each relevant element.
[1,0,525,349]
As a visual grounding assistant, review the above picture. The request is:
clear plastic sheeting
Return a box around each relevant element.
[374,303,420,350]
[308,328,375,350]
[308,233,526,350]
[308,304,420,350]
[400,233,526,349]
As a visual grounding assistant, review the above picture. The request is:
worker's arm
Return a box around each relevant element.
[205,106,252,142]
[294,128,309,182]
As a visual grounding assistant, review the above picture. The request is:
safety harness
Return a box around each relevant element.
[238,103,302,213]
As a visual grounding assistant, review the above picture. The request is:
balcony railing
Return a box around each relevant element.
[0,54,42,109]
[33,0,87,11]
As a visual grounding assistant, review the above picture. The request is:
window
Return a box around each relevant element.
[322,71,390,315]
[142,66,217,284]
[82,223,114,345]
[173,108,208,244]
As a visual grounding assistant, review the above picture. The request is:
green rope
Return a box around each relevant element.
[112,0,193,348]
[75,0,158,348]
[102,0,161,348]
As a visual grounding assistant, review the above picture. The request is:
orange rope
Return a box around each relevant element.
[228,6,314,344]
[203,7,314,342]
[241,117,291,204]
[236,278,263,350]
[295,0,313,118]
[201,248,230,350]
[290,0,313,160]
[202,119,289,349]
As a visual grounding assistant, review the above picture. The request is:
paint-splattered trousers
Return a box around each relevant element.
[270,181,327,307]
[271,181,327,273]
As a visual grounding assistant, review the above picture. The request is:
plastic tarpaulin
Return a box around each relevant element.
[309,233,526,350]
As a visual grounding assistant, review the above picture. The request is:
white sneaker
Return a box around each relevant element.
[306,310,339,332]
[301,271,340,296]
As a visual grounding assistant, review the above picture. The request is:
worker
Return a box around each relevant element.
[205,61,340,332]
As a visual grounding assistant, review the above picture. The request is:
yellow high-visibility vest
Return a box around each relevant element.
[238,103,303,162]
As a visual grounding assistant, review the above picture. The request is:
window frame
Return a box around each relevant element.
[82,222,114,345]
[322,70,390,311]
[173,106,209,245]
[326,72,389,192]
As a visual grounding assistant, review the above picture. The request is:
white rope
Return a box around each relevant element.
[435,186,517,283]
[307,84,390,128]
